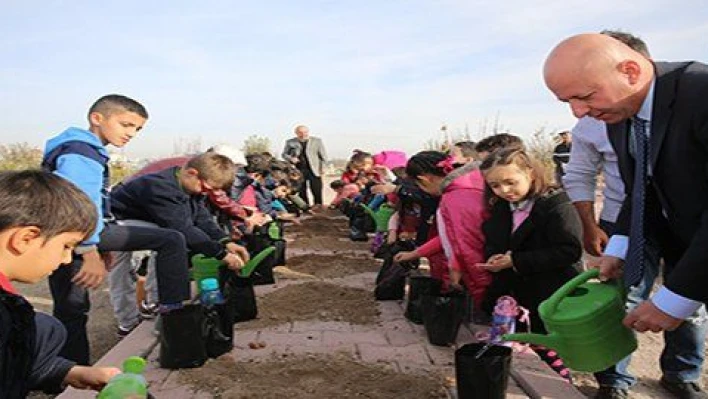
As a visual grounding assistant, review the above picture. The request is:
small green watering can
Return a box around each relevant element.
[503,269,637,372]
[190,246,276,292]
[361,203,396,233]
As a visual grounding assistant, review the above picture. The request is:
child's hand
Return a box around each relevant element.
[64,365,121,391]
[222,253,245,271]
[277,212,298,222]
[394,251,418,263]
[371,183,396,195]
[450,269,464,291]
[225,242,250,262]
[477,252,513,273]
[73,250,107,289]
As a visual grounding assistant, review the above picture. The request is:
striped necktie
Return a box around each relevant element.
[625,117,648,288]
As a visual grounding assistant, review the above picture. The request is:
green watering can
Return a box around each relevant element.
[96,356,148,398]
[361,203,396,233]
[503,269,637,372]
[190,246,276,292]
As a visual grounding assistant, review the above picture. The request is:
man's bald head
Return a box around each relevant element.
[544,33,654,123]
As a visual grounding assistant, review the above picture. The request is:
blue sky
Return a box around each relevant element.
[1,1,707,159]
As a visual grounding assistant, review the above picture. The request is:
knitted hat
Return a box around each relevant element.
[372,151,408,170]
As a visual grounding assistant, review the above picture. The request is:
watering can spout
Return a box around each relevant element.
[503,332,561,351]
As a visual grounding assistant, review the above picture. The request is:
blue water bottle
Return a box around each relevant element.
[200,278,225,307]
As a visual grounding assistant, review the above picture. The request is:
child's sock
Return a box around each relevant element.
[531,345,572,383]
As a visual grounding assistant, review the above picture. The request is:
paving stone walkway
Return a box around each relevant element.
[60,215,585,398]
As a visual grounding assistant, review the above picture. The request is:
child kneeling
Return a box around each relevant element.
[0,171,120,396]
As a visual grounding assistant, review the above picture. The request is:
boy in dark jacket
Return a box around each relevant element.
[111,152,249,268]
[0,171,121,397]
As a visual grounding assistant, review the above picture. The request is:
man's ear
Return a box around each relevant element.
[8,226,42,255]
[619,60,642,85]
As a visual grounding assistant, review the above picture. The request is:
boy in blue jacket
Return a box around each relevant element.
[43,95,192,365]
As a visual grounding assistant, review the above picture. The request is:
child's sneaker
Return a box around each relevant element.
[139,300,159,320]
[117,323,139,339]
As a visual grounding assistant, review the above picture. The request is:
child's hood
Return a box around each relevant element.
[44,127,108,157]
[440,161,484,193]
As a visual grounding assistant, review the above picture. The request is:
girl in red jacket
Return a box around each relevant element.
[398,151,492,309]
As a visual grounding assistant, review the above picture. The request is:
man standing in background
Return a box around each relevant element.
[282,125,327,210]
[552,130,572,186]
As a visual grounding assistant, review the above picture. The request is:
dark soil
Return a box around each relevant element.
[277,254,379,279]
[179,353,449,399]
[237,281,378,329]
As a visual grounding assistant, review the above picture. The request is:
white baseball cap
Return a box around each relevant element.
[211,144,247,166]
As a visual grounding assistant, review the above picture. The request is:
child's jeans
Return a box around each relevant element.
[49,221,191,364]
[109,250,158,330]
[28,313,76,394]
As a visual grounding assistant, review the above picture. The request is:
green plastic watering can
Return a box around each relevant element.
[96,356,148,398]
[238,246,276,278]
[191,246,276,292]
[361,203,396,233]
[503,269,637,372]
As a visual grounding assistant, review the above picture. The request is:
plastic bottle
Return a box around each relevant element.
[488,296,519,346]
[200,278,225,306]
[96,356,148,399]
[268,222,281,240]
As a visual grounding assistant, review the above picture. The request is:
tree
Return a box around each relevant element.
[527,126,558,183]
[242,135,271,155]
[0,143,43,171]
[109,162,137,186]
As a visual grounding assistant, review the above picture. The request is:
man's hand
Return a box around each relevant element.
[588,255,623,281]
[222,253,245,271]
[64,365,121,391]
[393,250,418,263]
[225,242,250,262]
[72,251,107,289]
[624,300,683,333]
[583,224,609,256]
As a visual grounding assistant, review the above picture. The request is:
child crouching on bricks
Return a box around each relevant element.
[0,170,122,396]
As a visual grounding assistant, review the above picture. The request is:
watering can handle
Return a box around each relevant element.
[545,269,600,314]
[239,246,277,278]
[360,204,376,218]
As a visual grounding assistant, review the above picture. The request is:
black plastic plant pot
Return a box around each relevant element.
[455,343,512,399]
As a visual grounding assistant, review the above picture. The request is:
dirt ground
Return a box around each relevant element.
[275,253,379,279]
[237,281,379,329]
[179,353,449,399]
[574,329,708,397]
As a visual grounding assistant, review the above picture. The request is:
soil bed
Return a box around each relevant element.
[238,281,378,329]
[276,254,378,279]
[288,235,370,252]
[179,353,449,399]
[287,221,349,237]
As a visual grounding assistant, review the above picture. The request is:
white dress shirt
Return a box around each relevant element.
[563,116,625,223]
[603,80,703,319]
